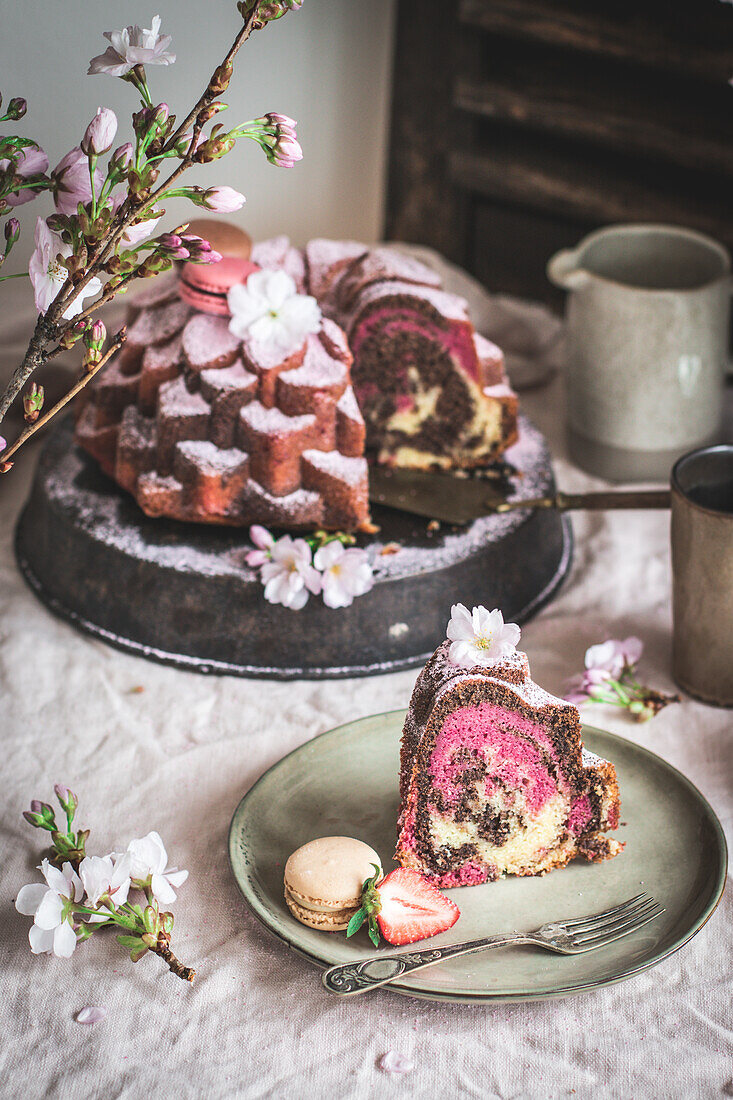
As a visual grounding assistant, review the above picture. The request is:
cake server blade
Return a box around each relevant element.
[368,466,508,525]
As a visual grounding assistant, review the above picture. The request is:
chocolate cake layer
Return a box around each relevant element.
[396,643,622,887]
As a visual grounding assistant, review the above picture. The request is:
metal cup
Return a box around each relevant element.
[671,444,733,706]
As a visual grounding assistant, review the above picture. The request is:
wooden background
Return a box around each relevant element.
[384,0,733,305]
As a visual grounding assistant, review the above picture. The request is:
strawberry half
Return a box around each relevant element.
[346,866,460,947]
[376,869,460,945]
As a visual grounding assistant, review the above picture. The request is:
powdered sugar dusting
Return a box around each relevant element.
[175,440,248,474]
[336,386,364,424]
[239,401,314,435]
[199,361,257,401]
[127,299,191,347]
[302,449,368,485]
[182,313,240,369]
[158,377,210,418]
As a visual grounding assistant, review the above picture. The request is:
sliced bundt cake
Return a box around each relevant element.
[396,605,622,887]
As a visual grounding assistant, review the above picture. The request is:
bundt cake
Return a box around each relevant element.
[396,607,622,887]
[76,235,518,531]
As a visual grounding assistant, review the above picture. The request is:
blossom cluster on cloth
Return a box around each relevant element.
[16,785,195,981]
[246,526,374,610]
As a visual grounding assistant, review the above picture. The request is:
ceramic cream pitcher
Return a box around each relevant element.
[547,224,730,481]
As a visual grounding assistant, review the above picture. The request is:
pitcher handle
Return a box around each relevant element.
[547,248,589,291]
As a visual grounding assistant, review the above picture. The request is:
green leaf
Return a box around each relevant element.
[367,917,381,949]
[346,908,367,938]
[116,934,144,948]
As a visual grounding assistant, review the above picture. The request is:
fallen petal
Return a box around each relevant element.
[76,1006,107,1025]
[378,1052,414,1075]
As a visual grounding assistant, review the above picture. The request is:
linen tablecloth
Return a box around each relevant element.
[0,266,730,1100]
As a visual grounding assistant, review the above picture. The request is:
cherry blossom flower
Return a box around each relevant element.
[446,603,521,669]
[573,636,645,696]
[120,213,163,249]
[81,108,118,157]
[88,15,176,77]
[0,144,49,207]
[314,541,374,609]
[228,269,321,358]
[15,858,83,957]
[51,148,103,215]
[246,524,275,568]
[564,635,677,720]
[260,536,322,610]
[29,217,103,318]
[79,853,132,910]
[125,831,188,905]
[200,185,246,213]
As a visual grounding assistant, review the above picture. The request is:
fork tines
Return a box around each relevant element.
[562,893,665,949]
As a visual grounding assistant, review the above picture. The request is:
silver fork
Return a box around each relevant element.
[322,893,664,996]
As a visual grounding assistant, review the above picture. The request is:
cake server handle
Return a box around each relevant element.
[492,489,672,513]
[322,934,531,996]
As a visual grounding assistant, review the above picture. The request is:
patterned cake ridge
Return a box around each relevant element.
[199,360,258,400]
[431,646,576,717]
[333,246,443,313]
[301,448,367,485]
[126,272,181,317]
[304,237,368,300]
[344,278,473,329]
[239,400,314,435]
[182,313,241,371]
[250,234,292,269]
[126,298,192,347]
[174,439,249,474]
[336,386,364,422]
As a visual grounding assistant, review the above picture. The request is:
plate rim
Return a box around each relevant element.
[228,709,729,1004]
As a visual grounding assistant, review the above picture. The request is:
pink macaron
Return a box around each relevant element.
[180,256,259,316]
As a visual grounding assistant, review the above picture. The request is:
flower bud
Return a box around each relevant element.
[198,102,227,125]
[110,143,133,173]
[199,185,245,212]
[6,97,27,121]
[210,60,233,95]
[157,232,190,260]
[23,810,45,827]
[27,800,56,827]
[23,382,44,424]
[81,107,118,157]
[54,783,78,818]
[85,319,106,349]
[4,217,20,245]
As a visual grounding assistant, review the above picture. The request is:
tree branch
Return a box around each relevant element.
[0,6,261,429]
[0,329,126,465]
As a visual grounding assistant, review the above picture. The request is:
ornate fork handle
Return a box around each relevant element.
[322,933,531,996]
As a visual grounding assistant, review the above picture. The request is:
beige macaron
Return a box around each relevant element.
[284,837,382,932]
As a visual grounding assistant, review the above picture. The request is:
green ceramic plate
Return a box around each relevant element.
[228,711,727,1003]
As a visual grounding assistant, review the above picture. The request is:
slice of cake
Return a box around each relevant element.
[396,605,622,887]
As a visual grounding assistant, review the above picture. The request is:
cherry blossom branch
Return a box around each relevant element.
[0,2,302,446]
[0,330,126,468]
[18,785,195,982]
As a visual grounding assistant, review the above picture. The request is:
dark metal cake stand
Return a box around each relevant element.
[15,414,572,679]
